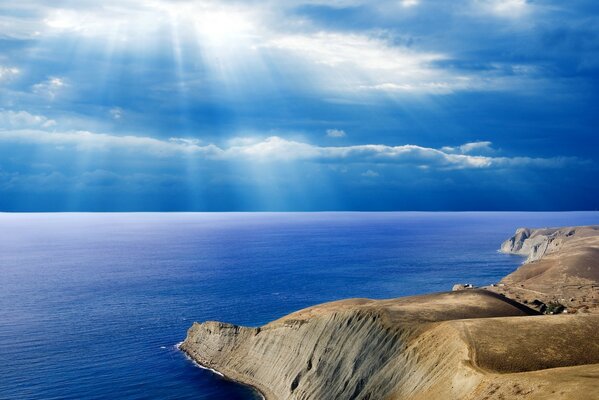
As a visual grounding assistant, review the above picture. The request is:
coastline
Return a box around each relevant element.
[179,225,599,399]
[176,342,267,400]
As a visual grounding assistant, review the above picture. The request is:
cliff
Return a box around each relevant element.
[494,225,599,312]
[180,226,599,399]
[500,225,599,263]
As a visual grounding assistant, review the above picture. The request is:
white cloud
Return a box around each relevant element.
[212,137,574,170]
[34,1,261,42]
[169,137,202,146]
[326,128,346,138]
[0,110,56,129]
[361,169,379,177]
[474,0,531,18]
[442,141,494,155]
[263,32,461,94]
[0,128,219,156]
[0,66,20,81]
[360,81,470,94]
[262,30,519,94]
[109,107,123,120]
[0,12,43,39]
[1,0,542,98]
[226,136,321,161]
[459,141,494,154]
[400,0,420,7]
[0,127,575,170]
[32,77,67,99]
[44,9,87,32]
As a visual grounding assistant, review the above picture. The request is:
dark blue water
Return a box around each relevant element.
[2,212,599,399]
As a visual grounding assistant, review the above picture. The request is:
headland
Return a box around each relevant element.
[180,225,599,399]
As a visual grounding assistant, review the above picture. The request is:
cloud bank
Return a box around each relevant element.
[0,124,577,170]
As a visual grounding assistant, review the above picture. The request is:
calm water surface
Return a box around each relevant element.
[2,212,599,399]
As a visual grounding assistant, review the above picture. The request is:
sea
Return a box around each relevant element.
[1,212,599,400]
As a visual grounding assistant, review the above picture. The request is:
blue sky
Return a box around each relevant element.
[0,0,598,210]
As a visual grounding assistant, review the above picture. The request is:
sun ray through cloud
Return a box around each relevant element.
[0,0,597,210]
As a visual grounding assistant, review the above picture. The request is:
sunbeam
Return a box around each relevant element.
[0,0,597,211]
[1,3,599,400]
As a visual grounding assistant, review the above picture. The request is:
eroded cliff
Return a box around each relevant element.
[494,225,599,312]
[180,226,599,399]
[500,225,599,263]
[179,290,599,399]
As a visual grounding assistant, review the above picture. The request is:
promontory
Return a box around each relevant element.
[179,225,599,399]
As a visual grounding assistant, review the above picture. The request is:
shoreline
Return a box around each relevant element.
[175,342,267,400]
[179,225,599,399]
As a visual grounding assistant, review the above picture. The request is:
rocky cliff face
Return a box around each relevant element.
[499,226,566,263]
[180,290,550,400]
[493,226,599,313]
[180,226,599,400]
[182,313,470,399]
[500,225,598,263]
[180,291,599,399]
[181,310,439,400]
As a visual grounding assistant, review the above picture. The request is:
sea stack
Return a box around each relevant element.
[180,226,599,399]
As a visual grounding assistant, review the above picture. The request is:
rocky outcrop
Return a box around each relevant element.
[492,225,599,313]
[500,227,533,255]
[181,291,512,399]
[180,290,599,399]
[500,225,599,263]
[180,226,599,399]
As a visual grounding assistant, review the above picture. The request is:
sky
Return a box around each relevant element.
[0,0,598,211]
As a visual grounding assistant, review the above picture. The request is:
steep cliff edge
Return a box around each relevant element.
[493,225,599,312]
[180,226,599,399]
[180,290,599,399]
[500,225,599,263]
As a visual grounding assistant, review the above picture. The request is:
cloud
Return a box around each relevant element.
[261,28,532,94]
[226,137,498,168]
[0,0,556,103]
[400,0,420,7]
[442,141,494,155]
[326,128,346,138]
[0,66,20,81]
[0,126,577,170]
[459,141,494,154]
[474,0,531,18]
[0,128,220,156]
[360,81,463,94]
[109,107,123,120]
[0,110,56,129]
[361,169,379,177]
[263,32,463,94]
[226,136,320,161]
[3,0,263,45]
[169,137,202,146]
[32,77,67,99]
